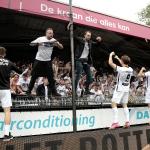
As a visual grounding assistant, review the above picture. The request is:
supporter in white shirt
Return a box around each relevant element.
[27,28,63,97]
[17,74,30,93]
[90,84,105,104]
[16,68,31,94]
[57,79,69,97]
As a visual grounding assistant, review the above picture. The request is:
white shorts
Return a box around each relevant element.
[145,90,150,104]
[112,90,129,104]
[0,90,12,108]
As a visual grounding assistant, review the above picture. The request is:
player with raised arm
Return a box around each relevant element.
[138,67,150,124]
[0,47,22,141]
[108,52,133,129]
[74,31,102,96]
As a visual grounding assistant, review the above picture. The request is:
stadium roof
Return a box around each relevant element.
[0,0,149,67]
[1,0,150,40]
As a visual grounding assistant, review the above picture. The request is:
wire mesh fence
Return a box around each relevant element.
[0,94,144,110]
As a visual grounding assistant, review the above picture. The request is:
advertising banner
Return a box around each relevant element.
[0,125,150,150]
[0,0,150,39]
[0,0,9,9]
[0,107,149,138]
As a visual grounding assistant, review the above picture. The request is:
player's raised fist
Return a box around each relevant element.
[114,55,119,59]
[96,36,102,42]
[110,52,115,56]
[142,67,146,71]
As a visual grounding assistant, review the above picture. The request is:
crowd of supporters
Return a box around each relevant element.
[9,57,147,103]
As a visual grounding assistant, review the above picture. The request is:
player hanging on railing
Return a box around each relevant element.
[27,28,63,97]
[0,47,22,141]
[138,67,150,124]
[108,52,133,129]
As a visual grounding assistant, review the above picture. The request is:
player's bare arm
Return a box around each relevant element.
[138,67,146,77]
[96,36,102,42]
[53,41,63,49]
[108,52,117,70]
[30,42,39,46]
[91,36,102,45]
[114,55,122,66]
[30,42,46,46]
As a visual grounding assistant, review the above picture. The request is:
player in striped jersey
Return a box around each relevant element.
[108,52,133,129]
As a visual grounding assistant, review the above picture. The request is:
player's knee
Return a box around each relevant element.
[122,103,127,108]
[111,102,117,108]
[3,107,10,113]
